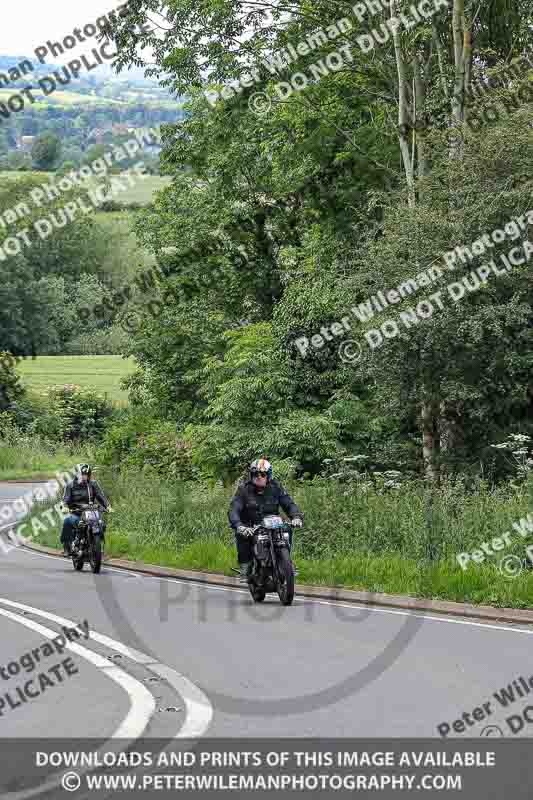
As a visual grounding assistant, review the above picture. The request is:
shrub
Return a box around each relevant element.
[98,408,161,465]
[0,351,25,410]
[99,201,145,212]
[64,326,129,355]
[0,411,21,444]
[28,385,114,443]
[133,423,197,479]
[98,408,197,479]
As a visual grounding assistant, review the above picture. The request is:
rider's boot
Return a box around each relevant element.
[239,561,252,582]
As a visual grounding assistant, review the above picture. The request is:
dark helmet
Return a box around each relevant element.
[250,458,272,481]
[78,463,92,478]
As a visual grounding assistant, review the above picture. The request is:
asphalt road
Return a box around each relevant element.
[1,480,533,744]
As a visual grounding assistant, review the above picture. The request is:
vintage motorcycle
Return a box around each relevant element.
[246,515,296,606]
[70,503,106,574]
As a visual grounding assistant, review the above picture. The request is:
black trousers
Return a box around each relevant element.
[234,529,293,564]
[235,531,253,564]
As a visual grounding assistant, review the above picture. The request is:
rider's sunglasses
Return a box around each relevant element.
[252,470,268,477]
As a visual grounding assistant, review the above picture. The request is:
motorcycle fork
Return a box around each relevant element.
[268,534,281,582]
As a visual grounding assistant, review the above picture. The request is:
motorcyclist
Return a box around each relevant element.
[228,458,303,580]
[60,464,109,556]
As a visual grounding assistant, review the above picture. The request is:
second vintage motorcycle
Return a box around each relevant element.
[70,503,106,574]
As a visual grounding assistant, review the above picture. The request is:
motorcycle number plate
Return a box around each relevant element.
[262,515,283,529]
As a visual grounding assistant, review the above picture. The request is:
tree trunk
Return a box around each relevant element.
[441,0,473,451]
[422,394,441,484]
[391,0,416,207]
[414,53,428,179]
[391,1,444,480]
[450,0,473,157]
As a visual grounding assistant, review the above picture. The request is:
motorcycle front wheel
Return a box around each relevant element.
[72,554,84,571]
[249,584,266,603]
[90,536,102,574]
[276,548,295,606]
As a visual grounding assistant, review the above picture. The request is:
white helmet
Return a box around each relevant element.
[250,458,272,481]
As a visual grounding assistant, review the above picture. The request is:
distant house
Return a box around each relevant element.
[19,135,35,152]
[112,123,129,136]
[87,128,107,144]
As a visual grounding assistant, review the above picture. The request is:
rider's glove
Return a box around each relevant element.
[237,525,253,537]
[290,517,303,528]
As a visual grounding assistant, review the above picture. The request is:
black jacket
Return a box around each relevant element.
[228,479,302,529]
[63,478,109,512]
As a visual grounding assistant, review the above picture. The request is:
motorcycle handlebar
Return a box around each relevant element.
[70,504,107,512]
[251,521,294,533]
[238,520,301,536]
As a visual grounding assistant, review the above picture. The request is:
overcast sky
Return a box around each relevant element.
[0,0,132,57]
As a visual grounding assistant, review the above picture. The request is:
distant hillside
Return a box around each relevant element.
[0,55,186,173]
[0,54,179,104]
[0,55,61,82]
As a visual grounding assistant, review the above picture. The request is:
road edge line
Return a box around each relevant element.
[15,537,533,627]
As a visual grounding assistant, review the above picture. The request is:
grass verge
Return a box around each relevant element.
[0,440,95,481]
[18,468,533,610]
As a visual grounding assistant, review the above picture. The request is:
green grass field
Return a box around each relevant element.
[94,210,157,282]
[96,174,172,205]
[0,90,126,106]
[49,91,127,106]
[0,170,50,181]
[17,355,136,404]
[0,170,171,207]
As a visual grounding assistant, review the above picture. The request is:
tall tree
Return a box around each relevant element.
[106,0,532,481]
[31,133,62,170]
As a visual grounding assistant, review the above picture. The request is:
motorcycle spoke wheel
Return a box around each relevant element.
[250,585,266,603]
[276,549,295,606]
[90,537,102,574]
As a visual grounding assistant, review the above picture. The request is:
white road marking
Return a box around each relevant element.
[0,605,155,738]
[79,556,533,636]
[5,539,533,636]
[0,595,213,738]
[0,606,155,800]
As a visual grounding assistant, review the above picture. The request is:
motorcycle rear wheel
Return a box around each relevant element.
[276,548,295,606]
[90,537,102,574]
